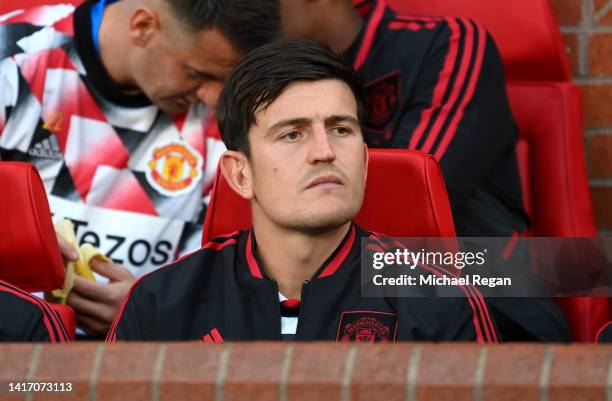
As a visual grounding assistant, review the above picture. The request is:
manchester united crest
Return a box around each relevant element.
[365,71,400,131]
[145,141,203,197]
[337,311,397,343]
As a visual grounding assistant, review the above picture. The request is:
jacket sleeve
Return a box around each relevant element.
[390,18,517,206]
[0,282,70,343]
[396,294,500,343]
[106,283,146,341]
[444,296,500,343]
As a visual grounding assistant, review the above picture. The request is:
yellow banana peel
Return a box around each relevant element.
[46,219,111,304]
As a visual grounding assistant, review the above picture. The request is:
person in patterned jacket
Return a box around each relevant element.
[0,0,279,336]
[277,0,570,341]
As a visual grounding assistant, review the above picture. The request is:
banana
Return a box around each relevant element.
[47,219,111,304]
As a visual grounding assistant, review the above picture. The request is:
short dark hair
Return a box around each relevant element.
[217,38,367,157]
[164,0,280,54]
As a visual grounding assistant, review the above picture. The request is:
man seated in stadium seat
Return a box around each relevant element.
[0,0,278,336]
[278,0,570,341]
[0,280,69,342]
[108,38,499,343]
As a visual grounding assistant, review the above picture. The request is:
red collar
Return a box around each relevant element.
[245,224,357,280]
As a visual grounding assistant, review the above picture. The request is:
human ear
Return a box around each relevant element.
[219,151,255,200]
[129,7,159,47]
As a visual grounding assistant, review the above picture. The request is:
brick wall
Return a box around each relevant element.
[0,342,610,401]
[553,0,612,232]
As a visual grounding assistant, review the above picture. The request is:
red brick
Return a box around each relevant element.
[351,344,414,401]
[416,343,481,401]
[0,343,36,401]
[483,344,546,401]
[287,343,351,401]
[581,85,612,127]
[96,343,159,401]
[590,185,612,229]
[0,344,35,380]
[588,34,612,76]
[551,0,583,25]
[225,343,286,401]
[1,342,612,401]
[587,134,612,178]
[549,344,612,401]
[595,0,612,25]
[31,343,99,401]
[159,343,223,401]
[562,33,579,76]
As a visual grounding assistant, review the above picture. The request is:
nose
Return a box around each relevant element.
[307,126,336,164]
[196,82,223,108]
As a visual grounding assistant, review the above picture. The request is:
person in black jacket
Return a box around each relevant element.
[278,0,570,342]
[108,38,498,343]
[0,280,69,342]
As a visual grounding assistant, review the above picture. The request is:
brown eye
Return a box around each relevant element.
[282,131,300,141]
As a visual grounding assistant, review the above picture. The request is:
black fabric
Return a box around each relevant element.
[345,1,570,342]
[0,282,64,342]
[0,23,44,59]
[112,224,495,342]
[597,322,612,343]
[346,3,528,236]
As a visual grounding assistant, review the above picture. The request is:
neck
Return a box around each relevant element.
[311,3,364,53]
[252,213,351,300]
[98,1,140,92]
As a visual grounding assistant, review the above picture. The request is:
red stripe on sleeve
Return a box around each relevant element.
[501,231,520,260]
[434,21,486,160]
[0,282,68,343]
[408,17,461,150]
[420,18,475,155]
[353,0,386,71]
[366,235,498,343]
[426,262,499,343]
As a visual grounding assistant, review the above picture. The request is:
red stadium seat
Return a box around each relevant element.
[0,162,75,339]
[508,81,610,342]
[359,0,570,82]
[203,149,456,243]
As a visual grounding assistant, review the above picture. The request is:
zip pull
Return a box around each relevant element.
[303,280,310,285]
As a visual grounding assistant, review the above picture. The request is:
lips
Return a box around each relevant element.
[305,175,344,190]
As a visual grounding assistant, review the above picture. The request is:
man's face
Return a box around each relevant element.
[246,79,367,232]
[135,27,242,114]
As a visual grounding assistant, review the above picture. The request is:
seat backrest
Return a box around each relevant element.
[203,149,456,243]
[508,82,596,237]
[507,81,609,342]
[362,0,570,82]
[0,161,76,339]
[0,162,65,292]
